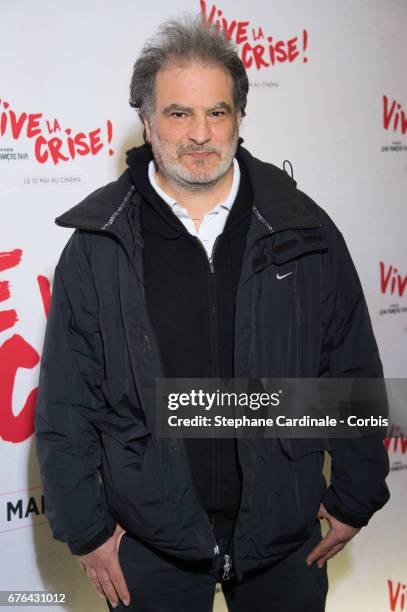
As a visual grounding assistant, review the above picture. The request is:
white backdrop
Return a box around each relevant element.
[0,1,406,610]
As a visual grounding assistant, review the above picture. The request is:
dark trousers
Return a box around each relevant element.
[106,520,328,612]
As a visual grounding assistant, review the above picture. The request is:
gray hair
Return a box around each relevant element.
[129,14,249,141]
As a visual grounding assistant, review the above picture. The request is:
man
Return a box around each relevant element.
[34,15,390,612]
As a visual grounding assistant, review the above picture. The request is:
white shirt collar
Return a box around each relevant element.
[148,157,241,213]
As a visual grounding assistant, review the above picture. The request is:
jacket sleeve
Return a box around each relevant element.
[34,230,117,555]
[320,221,390,527]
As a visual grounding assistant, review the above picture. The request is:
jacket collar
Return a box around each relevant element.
[235,143,321,233]
[54,139,322,258]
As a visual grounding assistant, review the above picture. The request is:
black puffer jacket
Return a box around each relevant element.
[34,141,390,581]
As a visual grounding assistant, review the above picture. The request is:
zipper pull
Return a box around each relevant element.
[222,553,232,580]
[210,516,219,556]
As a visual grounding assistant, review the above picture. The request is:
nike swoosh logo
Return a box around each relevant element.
[276,272,294,280]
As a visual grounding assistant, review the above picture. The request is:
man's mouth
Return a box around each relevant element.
[185,152,214,159]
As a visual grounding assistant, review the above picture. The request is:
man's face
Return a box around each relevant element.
[143,61,240,191]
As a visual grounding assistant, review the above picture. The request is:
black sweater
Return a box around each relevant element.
[126,144,253,542]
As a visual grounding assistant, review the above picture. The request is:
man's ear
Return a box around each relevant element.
[143,115,152,144]
[235,111,241,131]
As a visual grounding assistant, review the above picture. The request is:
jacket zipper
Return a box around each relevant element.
[210,516,233,580]
[222,552,233,580]
[253,204,322,234]
[194,235,221,512]
[207,236,220,379]
[209,237,220,511]
[210,235,234,581]
[194,235,230,566]
[253,205,274,233]
[210,518,233,580]
[194,235,234,580]
[174,226,221,559]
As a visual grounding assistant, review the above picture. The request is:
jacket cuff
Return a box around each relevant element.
[68,516,117,556]
[321,489,370,528]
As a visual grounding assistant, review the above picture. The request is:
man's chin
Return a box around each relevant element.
[175,171,225,190]
[180,160,233,184]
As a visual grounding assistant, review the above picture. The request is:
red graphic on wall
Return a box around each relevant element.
[0,249,51,443]
[380,261,407,297]
[384,425,407,455]
[388,578,406,611]
[383,95,407,135]
[200,0,309,70]
[0,98,114,165]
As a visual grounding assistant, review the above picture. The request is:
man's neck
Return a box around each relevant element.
[155,163,234,222]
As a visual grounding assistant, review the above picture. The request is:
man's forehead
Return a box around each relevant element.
[154,63,234,108]
[155,62,232,87]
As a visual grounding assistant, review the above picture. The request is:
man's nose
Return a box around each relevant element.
[187,115,211,145]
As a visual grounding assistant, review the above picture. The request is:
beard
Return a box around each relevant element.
[148,122,240,193]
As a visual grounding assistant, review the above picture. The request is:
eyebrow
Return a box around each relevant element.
[162,101,233,115]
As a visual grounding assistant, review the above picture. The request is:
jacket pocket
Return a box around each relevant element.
[263,437,327,540]
[277,437,330,460]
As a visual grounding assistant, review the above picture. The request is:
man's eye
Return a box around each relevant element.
[171,112,187,118]
[210,111,226,117]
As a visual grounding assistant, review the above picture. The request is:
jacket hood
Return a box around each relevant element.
[54,137,321,235]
